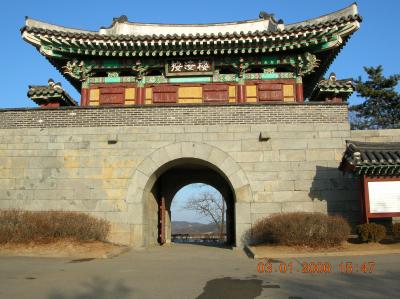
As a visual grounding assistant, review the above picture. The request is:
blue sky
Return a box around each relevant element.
[0,0,399,108]
[171,184,223,224]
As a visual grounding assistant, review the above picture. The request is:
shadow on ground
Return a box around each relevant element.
[48,277,133,299]
[196,277,278,299]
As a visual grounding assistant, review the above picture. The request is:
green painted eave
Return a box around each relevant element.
[35,26,350,59]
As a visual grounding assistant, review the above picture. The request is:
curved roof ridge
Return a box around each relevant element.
[24,3,359,37]
[99,18,276,36]
[25,17,97,34]
[285,3,358,29]
[346,140,400,150]
[116,18,268,27]
[24,16,277,37]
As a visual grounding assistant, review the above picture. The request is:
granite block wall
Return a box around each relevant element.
[0,103,398,246]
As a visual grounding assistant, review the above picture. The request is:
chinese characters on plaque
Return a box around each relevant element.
[166,59,213,76]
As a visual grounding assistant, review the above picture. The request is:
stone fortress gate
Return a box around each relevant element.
[1,4,398,247]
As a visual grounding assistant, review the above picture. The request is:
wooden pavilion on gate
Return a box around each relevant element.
[339,141,400,224]
[21,4,360,107]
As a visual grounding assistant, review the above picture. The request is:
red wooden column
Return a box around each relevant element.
[236,84,246,103]
[359,175,368,224]
[136,86,145,105]
[295,76,304,102]
[80,88,89,106]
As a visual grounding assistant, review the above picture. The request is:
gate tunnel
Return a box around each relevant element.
[144,158,236,246]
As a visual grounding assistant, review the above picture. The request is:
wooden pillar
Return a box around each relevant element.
[80,88,89,106]
[295,76,304,102]
[360,175,368,224]
[237,84,246,103]
[136,86,145,105]
[296,83,304,102]
[362,175,371,224]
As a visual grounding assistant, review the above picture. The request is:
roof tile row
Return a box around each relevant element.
[340,141,400,176]
[23,15,361,42]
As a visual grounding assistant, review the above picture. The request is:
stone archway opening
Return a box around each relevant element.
[145,158,236,247]
[171,183,227,245]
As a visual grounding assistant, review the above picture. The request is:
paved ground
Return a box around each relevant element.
[0,244,399,299]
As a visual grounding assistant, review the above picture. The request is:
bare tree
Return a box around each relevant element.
[184,190,225,239]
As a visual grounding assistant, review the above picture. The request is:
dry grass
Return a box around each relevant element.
[356,223,386,243]
[250,212,350,248]
[0,210,110,244]
[0,240,128,259]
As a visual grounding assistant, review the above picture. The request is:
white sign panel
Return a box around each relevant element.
[368,181,400,213]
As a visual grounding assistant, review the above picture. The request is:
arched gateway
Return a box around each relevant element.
[126,142,253,247]
[0,4,371,249]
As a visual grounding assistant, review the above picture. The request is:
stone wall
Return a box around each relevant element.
[0,104,399,247]
[350,129,400,142]
[0,103,347,128]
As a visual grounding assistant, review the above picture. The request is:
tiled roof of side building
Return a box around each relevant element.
[28,79,77,106]
[339,140,400,176]
[310,73,355,101]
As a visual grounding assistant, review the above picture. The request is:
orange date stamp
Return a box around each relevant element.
[257,259,376,274]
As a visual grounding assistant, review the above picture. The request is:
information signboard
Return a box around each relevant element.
[363,177,400,219]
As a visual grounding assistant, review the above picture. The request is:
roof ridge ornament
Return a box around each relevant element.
[259,11,284,31]
[113,15,128,24]
[48,78,55,87]
[259,11,275,22]
[48,78,63,91]
[259,11,283,24]
[328,72,337,81]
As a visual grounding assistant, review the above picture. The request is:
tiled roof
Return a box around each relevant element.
[339,140,400,176]
[318,78,354,91]
[28,80,77,106]
[22,15,361,42]
[310,73,355,101]
[21,4,360,55]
